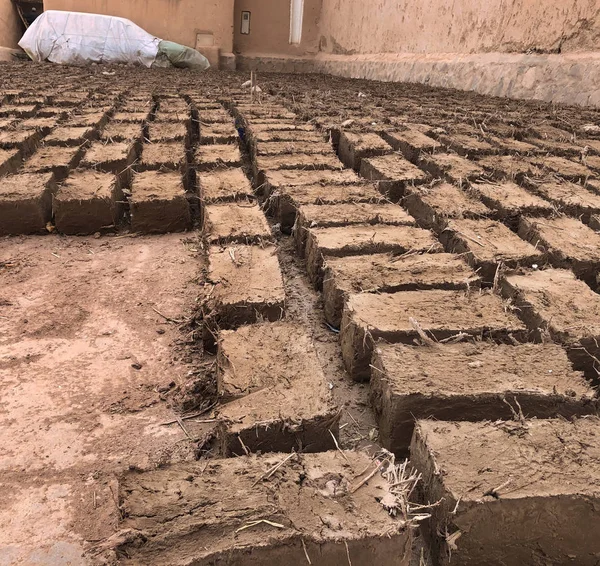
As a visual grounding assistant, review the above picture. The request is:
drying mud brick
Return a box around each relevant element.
[203,202,272,244]
[147,121,188,143]
[411,418,600,566]
[360,153,428,200]
[250,129,323,146]
[403,183,491,232]
[254,140,334,157]
[501,269,600,377]
[112,111,150,123]
[199,122,238,145]
[198,168,254,203]
[526,180,600,222]
[441,218,543,284]
[255,153,342,180]
[469,180,554,224]
[323,253,479,327]
[0,128,41,155]
[518,216,600,287]
[19,117,58,135]
[203,245,285,344]
[130,171,191,234]
[216,323,338,454]
[270,182,382,231]
[53,170,123,235]
[260,169,361,200]
[418,153,485,185]
[437,133,497,156]
[198,109,232,123]
[486,135,540,154]
[44,126,96,146]
[341,290,525,380]
[476,154,544,182]
[530,155,594,181]
[371,342,595,455]
[137,142,186,172]
[81,141,138,180]
[338,131,392,170]
[194,144,242,171]
[101,122,144,144]
[118,451,412,566]
[0,173,56,235]
[0,148,21,177]
[305,224,442,288]
[21,145,85,182]
[294,202,415,255]
[67,111,110,129]
[383,128,441,163]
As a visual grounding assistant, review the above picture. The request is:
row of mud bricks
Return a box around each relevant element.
[122,91,600,565]
[0,88,245,235]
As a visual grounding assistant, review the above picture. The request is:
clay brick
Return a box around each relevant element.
[437,133,497,156]
[485,135,540,155]
[526,180,600,222]
[67,112,110,129]
[306,224,441,288]
[53,170,123,235]
[198,167,253,203]
[216,322,338,454]
[411,418,600,566]
[501,268,600,377]
[0,173,56,235]
[147,121,189,143]
[203,244,285,344]
[119,451,412,565]
[112,111,150,123]
[360,154,428,200]
[203,203,271,244]
[440,218,543,284]
[0,104,38,118]
[0,148,21,177]
[341,290,525,380]
[198,109,233,123]
[199,122,238,145]
[518,216,600,287]
[254,153,342,184]
[476,154,544,182]
[100,122,144,143]
[338,132,392,170]
[294,202,415,255]
[372,342,594,455]
[251,129,323,145]
[383,128,441,163]
[137,142,186,173]
[194,143,242,171]
[44,126,96,147]
[81,141,138,178]
[323,253,478,327]
[21,145,85,182]
[530,155,594,181]
[130,171,191,233]
[418,153,485,185]
[0,128,41,155]
[403,183,491,232]
[254,140,334,157]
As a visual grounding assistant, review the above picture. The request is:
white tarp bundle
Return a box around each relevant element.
[18,10,161,67]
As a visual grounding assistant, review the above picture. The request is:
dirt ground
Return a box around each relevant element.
[1,60,600,565]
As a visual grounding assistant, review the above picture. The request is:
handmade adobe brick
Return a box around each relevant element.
[383,128,441,163]
[338,131,393,170]
[194,144,242,171]
[203,202,272,244]
[360,154,428,200]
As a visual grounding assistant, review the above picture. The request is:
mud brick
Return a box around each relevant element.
[118,451,412,565]
[403,183,491,232]
[203,203,271,244]
[0,104,38,118]
[203,244,285,344]
[372,342,594,455]
[34,106,70,119]
[271,182,384,231]
[294,202,415,255]
[67,112,110,129]
[112,111,150,123]
[21,145,85,182]
[360,154,428,200]
[45,126,97,146]
[100,122,144,143]
[485,135,540,154]
[158,99,190,113]
[338,132,392,170]
[254,141,332,158]
[261,168,361,200]
[476,154,544,182]
[584,155,600,172]
[194,144,242,171]
[526,180,600,222]
[199,122,238,145]
[323,253,478,327]
[305,224,441,289]
[53,170,123,235]
[530,155,594,181]
[0,173,56,235]
[216,322,338,454]
[235,104,297,119]
[587,178,600,193]
[341,290,525,380]
[19,118,58,135]
[501,268,600,377]
[0,118,15,129]
[418,153,484,185]
[81,141,138,186]
[246,122,315,135]
[412,418,600,566]
[147,121,189,143]
[469,181,554,225]
[437,134,497,157]
[528,137,587,157]
[154,111,190,124]
[589,214,600,231]
[0,148,21,177]
[137,142,186,172]
[254,153,342,183]
[251,129,323,145]
[0,129,41,155]
[518,216,600,288]
[440,218,542,285]
[130,171,191,233]
[198,168,253,203]
[383,128,441,163]
[198,109,232,123]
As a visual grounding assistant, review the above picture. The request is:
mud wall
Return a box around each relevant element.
[0,0,22,49]
[43,0,235,52]
[318,0,600,55]
[233,0,321,56]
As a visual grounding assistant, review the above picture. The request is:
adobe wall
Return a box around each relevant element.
[318,0,600,55]
[233,0,322,56]
[0,0,22,49]
[44,0,235,53]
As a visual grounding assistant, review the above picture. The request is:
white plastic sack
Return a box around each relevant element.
[18,10,161,67]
